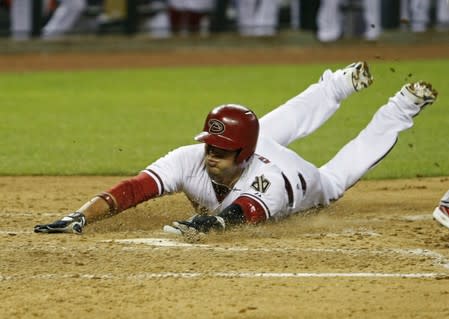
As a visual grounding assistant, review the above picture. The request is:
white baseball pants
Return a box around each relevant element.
[259,66,420,207]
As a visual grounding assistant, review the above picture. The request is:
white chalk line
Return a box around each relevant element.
[402,214,433,221]
[110,238,449,270]
[0,271,446,282]
[2,234,448,271]
[0,230,31,235]
[0,212,58,217]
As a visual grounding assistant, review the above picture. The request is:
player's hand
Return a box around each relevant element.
[34,212,86,234]
[164,215,226,235]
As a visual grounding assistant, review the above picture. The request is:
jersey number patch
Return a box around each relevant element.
[251,175,271,193]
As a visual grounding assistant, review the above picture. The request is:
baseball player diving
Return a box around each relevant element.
[34,61,443,236]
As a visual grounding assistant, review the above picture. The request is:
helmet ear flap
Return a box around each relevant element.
[195,104,259,164]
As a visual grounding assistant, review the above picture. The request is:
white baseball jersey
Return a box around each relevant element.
[146,143,290,219]
[145,66,421,220]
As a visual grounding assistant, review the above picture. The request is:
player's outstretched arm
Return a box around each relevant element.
[34,172,162,234]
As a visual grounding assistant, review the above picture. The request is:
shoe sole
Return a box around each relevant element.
[405,81,438,108]
[433,206,449,229]
[353,61,373,91]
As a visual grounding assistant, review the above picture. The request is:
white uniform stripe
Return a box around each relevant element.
[143,169,163,195]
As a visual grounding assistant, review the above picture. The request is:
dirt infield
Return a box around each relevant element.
[1,42,449,318]
[0,42,449,72]
[1,176,449,318]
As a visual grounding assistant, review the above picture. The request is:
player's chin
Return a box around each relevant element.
[206,166,221,178]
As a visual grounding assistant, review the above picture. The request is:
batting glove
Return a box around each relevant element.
[34,212,86,234]
[164,215,226,235]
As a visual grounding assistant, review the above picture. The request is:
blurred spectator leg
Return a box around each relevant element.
[168,6,184,34]
[186,11,203,34]
[146,1,171,38]
[436,0,449,31]
[11,0,32,40]
[290,0,301,30]
[42,0,87,39]
[362,0,381,41]
[409,0,430,32]
[252,0,280,36]
[317,0,342,42]
[236,0,255,36]
[168,0,215,36]
[237,0,280,36]
[399,0,411,30]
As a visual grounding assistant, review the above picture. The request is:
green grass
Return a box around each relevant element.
[0,60,448,178]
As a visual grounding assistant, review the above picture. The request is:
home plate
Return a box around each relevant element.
[111,238,208,247]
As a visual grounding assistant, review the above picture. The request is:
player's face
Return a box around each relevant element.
[204,145,240,184]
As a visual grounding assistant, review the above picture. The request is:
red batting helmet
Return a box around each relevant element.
[195,104,259,164]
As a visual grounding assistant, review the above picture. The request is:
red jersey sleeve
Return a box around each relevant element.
[233,196,268,224]
[107,171,161,212]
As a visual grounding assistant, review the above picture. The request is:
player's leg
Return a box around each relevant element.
[436,0,449,30]
[399,0,410,31]
[259,61,373,147]
[318,81,438,201]
[362,0,381,40]
[410,0,430,32]
[236,0,256,36]
[11,0,32,40]
[316,0,342,42]
[42,0,86,39]
[252,0,280,36]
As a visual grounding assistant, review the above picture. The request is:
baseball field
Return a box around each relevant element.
[1,39,449,318]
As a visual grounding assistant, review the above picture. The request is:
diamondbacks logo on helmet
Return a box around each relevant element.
[195,104,259,164]
[208,119,225,134]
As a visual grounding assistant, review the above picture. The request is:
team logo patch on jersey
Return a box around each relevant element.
[251,175,271,193]
[208,119,225,134]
